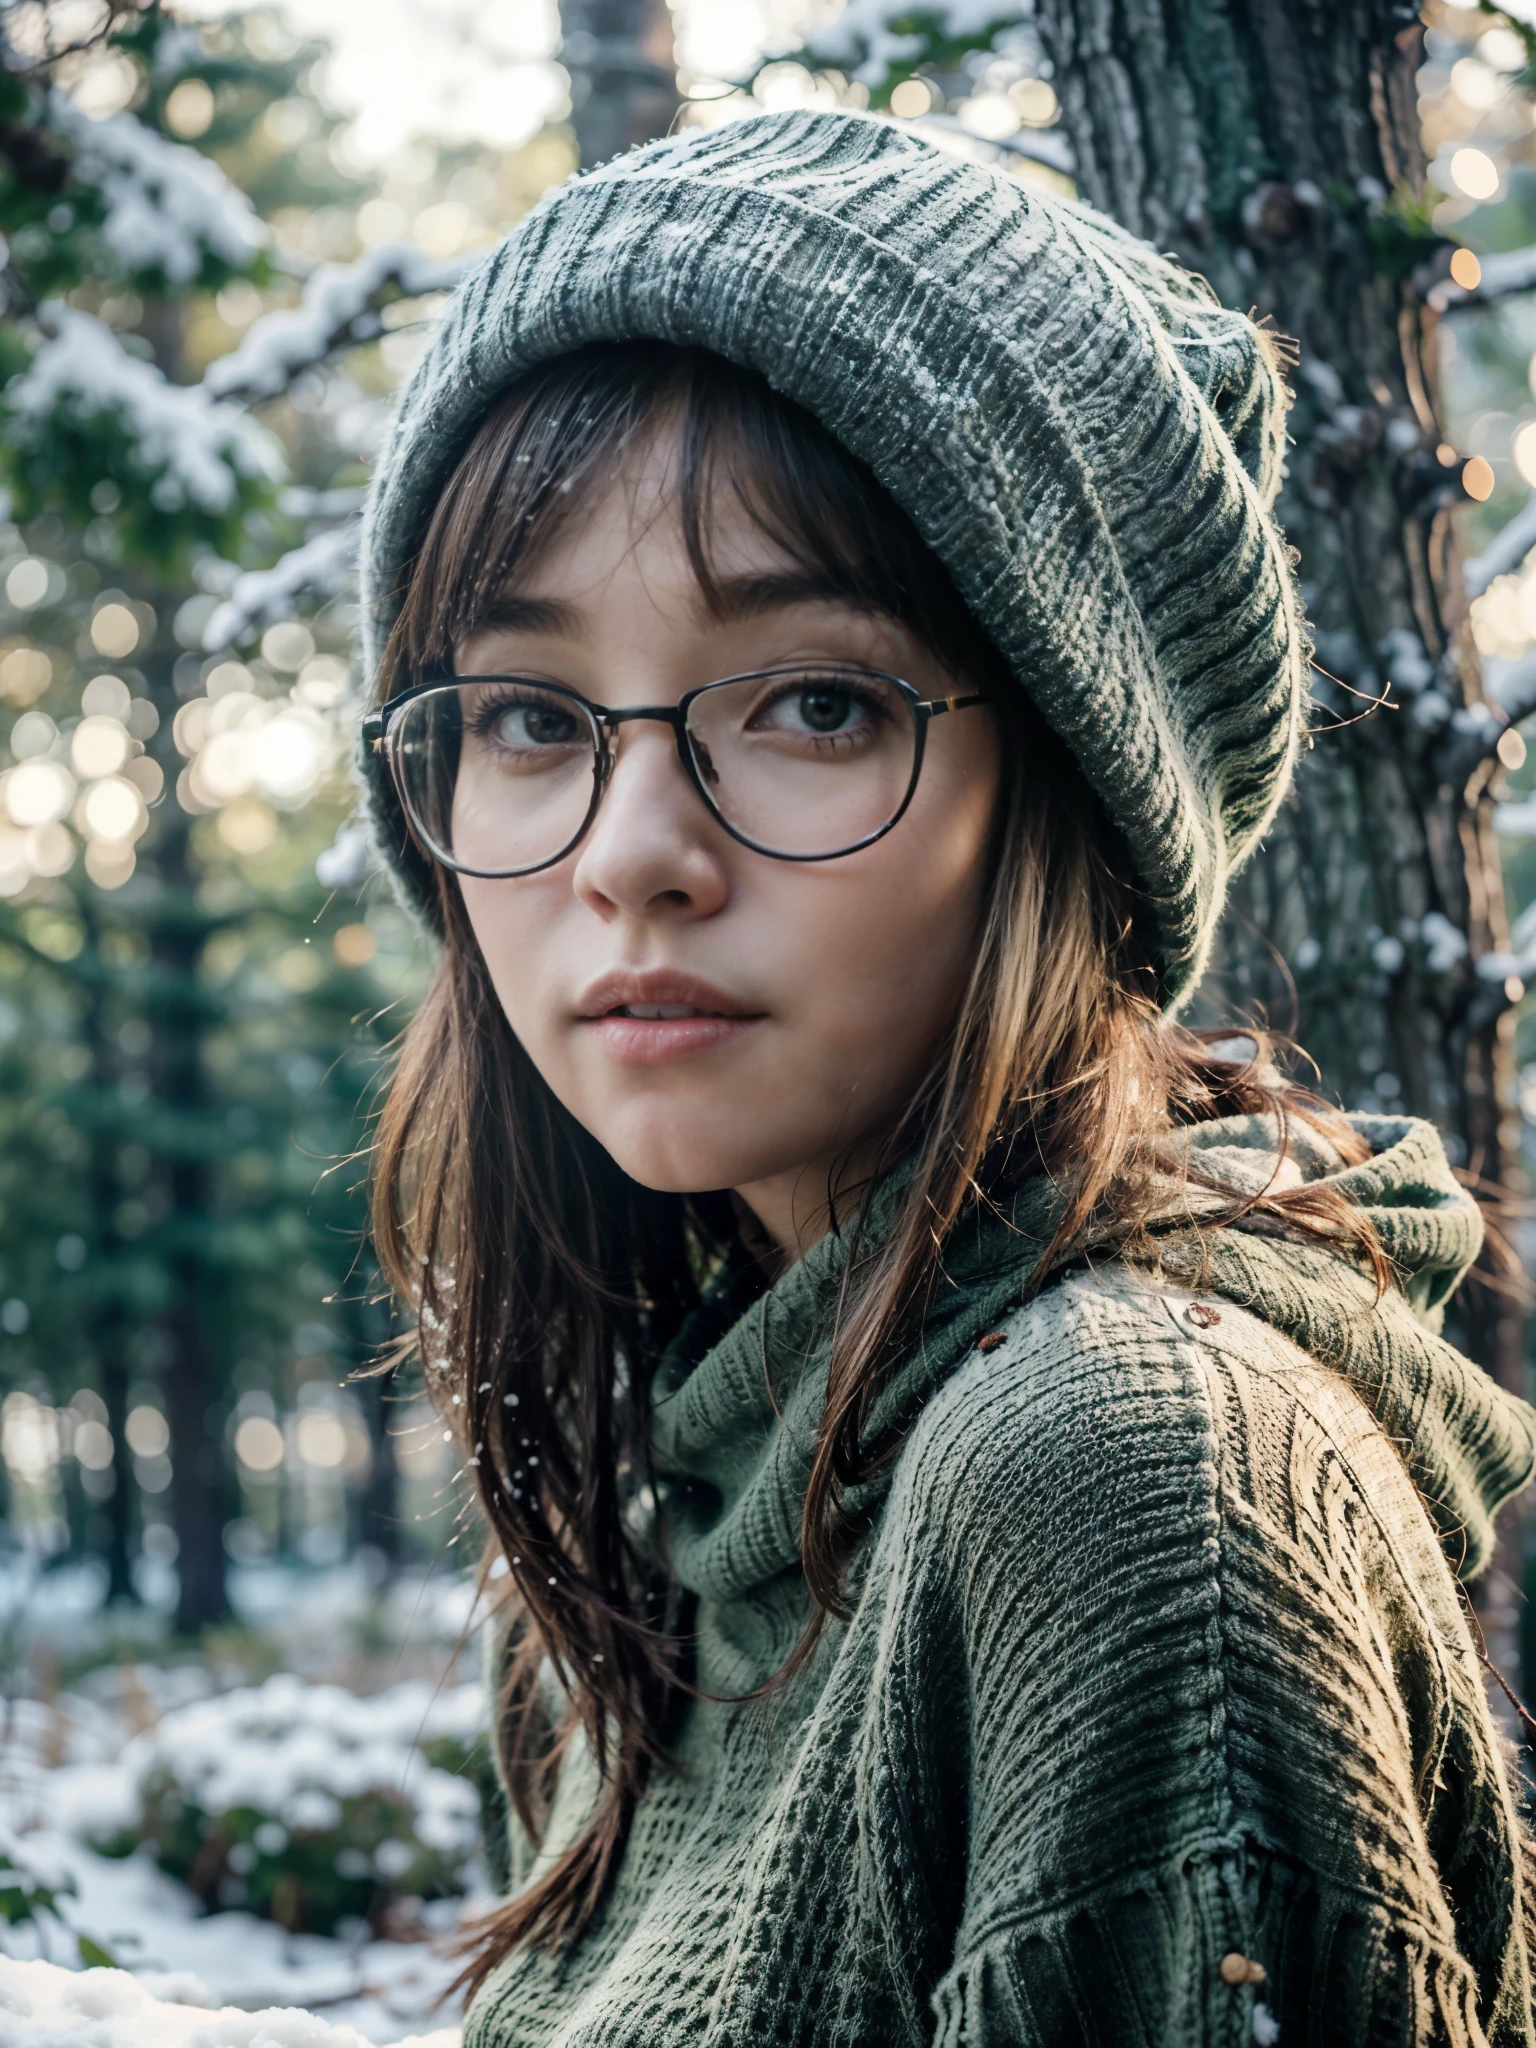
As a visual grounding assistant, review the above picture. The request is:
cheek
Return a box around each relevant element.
[794,789,995,1069]
[456,874,563,1048]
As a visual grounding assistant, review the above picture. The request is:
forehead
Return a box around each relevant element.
[462,441,891,655]
[507,421,795,601]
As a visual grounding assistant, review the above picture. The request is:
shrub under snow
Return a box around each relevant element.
[90,1676,489,1937]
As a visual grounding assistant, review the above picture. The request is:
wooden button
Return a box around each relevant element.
[1186,1301,1222,1328]
[1218,1951,1265,1985]
[975,1330,1007,1352]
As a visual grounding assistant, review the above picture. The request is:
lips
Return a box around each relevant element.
[576,970,760,1022]
[576,970,764,1067]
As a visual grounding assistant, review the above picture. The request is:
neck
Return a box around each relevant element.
[732,1145,885,1266]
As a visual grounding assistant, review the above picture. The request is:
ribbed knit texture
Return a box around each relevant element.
[467,1115,1536,2046]
[358,109,1307,1003]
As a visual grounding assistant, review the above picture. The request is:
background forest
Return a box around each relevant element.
[3,0,1536,2038]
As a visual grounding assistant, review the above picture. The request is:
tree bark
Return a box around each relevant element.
[141,599,230,1634]
[561,0,678,169]
[78,897,135,1604]
[349,1289,400,1564]
[1032,0,1527,1692]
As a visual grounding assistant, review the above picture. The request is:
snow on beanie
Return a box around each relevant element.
[358,108,1306,1006]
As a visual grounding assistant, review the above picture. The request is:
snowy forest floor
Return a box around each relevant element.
[0,1555,493,2044]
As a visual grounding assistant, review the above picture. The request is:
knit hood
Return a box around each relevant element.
[649,1115,1536,1628]
[358,108,1308,1005]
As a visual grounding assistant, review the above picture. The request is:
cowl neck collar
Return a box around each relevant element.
[649,1172,1056,1603]
[647,1110,1536,1610]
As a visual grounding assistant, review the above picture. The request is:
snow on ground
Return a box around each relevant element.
[0,1562,494,2044]
[0,1956,459,2048]
[0,1553,489,1669]
[0,1828,471,2040]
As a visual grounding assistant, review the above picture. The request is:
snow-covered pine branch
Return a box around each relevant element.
[203,525,359,648]
[5,304,283,515]
[1464,492,1536,597]
[204,244,473,404]
[804,0,1021,86]
[48,90,266,286]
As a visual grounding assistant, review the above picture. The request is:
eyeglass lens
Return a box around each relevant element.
[389,669,921,873]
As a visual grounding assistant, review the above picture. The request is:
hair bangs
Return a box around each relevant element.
[382,342,1009,698]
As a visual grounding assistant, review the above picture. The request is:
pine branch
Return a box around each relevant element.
[203,243,472,405]
[1464,493,1536,596]
[203,523,358,648]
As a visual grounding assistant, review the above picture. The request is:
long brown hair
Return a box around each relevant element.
[367,342,1386,1996]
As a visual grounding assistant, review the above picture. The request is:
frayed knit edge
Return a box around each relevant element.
[929,1865,1494,2048]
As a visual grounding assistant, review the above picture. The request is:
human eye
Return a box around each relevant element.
[467,685,586,762]
[745,672,895,747]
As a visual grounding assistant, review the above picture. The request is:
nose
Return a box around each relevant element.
[570,721,730,922]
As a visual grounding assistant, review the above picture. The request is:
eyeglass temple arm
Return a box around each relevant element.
[917,693,989,720]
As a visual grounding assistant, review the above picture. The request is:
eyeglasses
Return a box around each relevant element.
[365,665,988,876]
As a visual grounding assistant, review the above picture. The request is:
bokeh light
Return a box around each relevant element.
[1450,146,1500,199]
[235,1415,286,1472]
[0,648,51,703]
[164,76,215,136]
[82,674,132,720]
[83,840,135,889]
[5,558,50,609]
[79,776,147,844]
[125,1405,170,1459]
[295,1410,348,1468]
[889,78,932,119]
[7,760,75,827]
[1463,454,1496,501]
[71,715,131,780]
[90,602,140,659]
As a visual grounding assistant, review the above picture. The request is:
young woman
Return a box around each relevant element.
[359,110,1536,2044]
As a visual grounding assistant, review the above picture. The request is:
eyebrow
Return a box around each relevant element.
[470,572,891,643]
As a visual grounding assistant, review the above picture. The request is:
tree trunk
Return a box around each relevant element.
[78,898,135,1604]
[141,600,230,1634]
[1033,0,1527,1692]
[348,1288,400,1564]
[561,0,678,169]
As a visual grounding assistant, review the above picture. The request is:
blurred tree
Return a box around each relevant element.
[561,0,677,168]
[0,1,457,1627]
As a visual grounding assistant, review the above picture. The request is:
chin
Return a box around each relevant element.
[604,1142,758,1197]
[594,1112,807,1198]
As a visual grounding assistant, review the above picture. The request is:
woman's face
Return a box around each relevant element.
[454,427,1002,1255]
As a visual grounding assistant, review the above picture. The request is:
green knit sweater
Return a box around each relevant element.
[466,1116,1536,2046]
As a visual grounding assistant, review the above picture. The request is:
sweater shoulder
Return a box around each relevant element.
[893,1257,1438,1590]
[896,1258,1244,1504]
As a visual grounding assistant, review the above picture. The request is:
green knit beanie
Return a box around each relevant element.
[358,108,1305,1005]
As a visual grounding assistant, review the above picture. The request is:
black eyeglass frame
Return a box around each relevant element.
[364,665,989,876]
